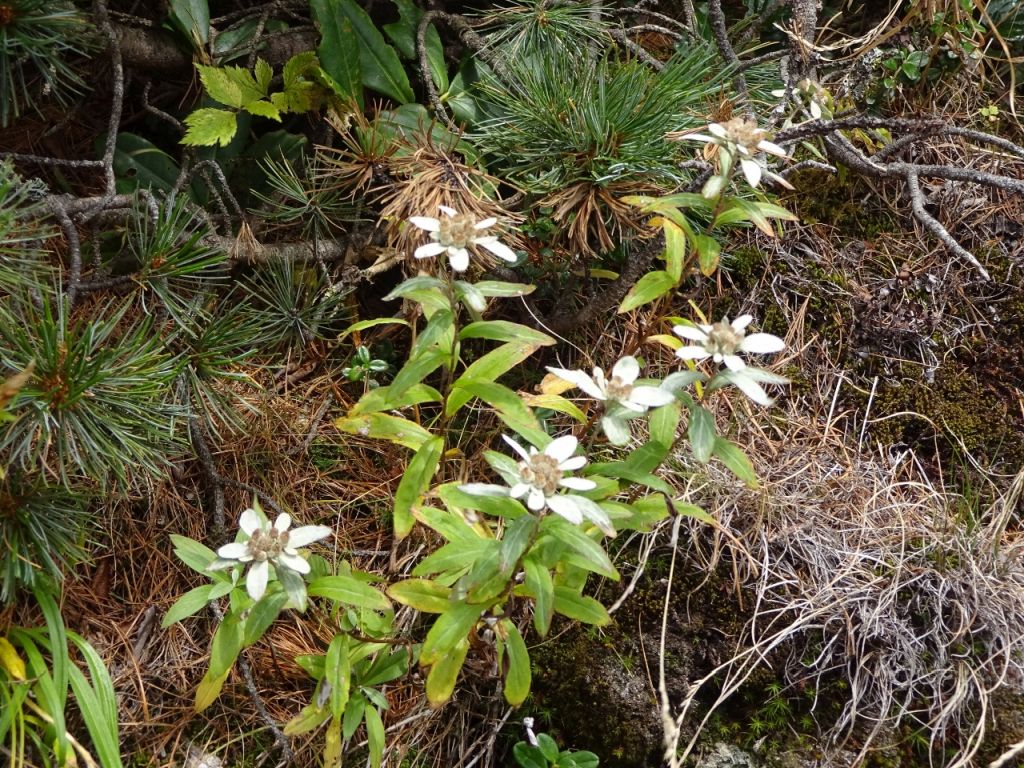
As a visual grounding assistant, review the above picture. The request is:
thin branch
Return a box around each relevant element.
[905,169,991,280]
[707,0,751,115]
[94,0,125,198]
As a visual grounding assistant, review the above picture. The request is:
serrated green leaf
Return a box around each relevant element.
[182,108,238,147]
[500,620,531,706]
[197,64,264,107]
[394,436,444,539]
[244,100,282,120]
[337,0,415,103]
[618,269,676,312]
[254,58,273,90]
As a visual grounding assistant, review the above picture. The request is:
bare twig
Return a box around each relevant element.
[905,169,991,280]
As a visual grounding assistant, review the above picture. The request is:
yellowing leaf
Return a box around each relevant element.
[0,637,26,680]
[647,333,682,351]
[538,373,575,396]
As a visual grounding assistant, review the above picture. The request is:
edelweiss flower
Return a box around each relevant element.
[209,508,332,601]
[674,314,785,371]
[460,435,615,535]
[547,356,676,414]
[682,117,792,191]
[547,356,676,446]
[409,206,518,272]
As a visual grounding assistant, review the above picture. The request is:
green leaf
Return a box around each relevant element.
[388,578,452,613]
[420,603,484,665]
[350,382,441,415]
[208,615,244,679]
[500,514,538,575]
[197,64,244,107]
[311,0,363,108]
[692,233,721,276]
[242,589,289,647]
[663,218,687,281]
[244,100,282,120]
[437,484,528,520]
[67,633,124,768]
[343,695,367,741]
[512,744,547,768]
[161,585,213,627]
[688,404,716,463]
[326,634,352,719]
[523,557,554,636]
[425,638,469,705]
[365,702,386,768]
[170,534,218,574]
[500,620,531,706]
[472,280,536,297]
[182,108,238,147]
[393,436,444,539]
[384,0,448,93]
[337,0,415,103]
[713,437,759,488]
[168,0,210,49]
[195,669,230,712]
[553,586,611,625]
[390,347,449,402]
[538,733,559,762]
[648,400,680,446]
[450,380,547,447]
[308,575,392,611]
[539,518,618,579]
[447,342,545,414]
[254,58,273,91]
[618,270,676,313]
[414,504,481,543]
[334,412,433,450]
[445,57,485,126]
[113,133,183,194]
[458,320,554,346]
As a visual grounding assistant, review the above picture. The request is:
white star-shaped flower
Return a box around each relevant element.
[460,434,615,535]
[547,356,676,413]
[681,117,793,191]
[673,314,785,371]
[409,206,518,272]
[208,507,332,601]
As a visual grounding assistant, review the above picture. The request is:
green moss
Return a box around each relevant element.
[784,170,897,240]
[869,365,1024,471]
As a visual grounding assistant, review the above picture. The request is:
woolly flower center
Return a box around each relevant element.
[438,214,482,249]
[604,376,634,402]
[704,321,744,356]
[720,117,768,154]
[248,528,289,562]
[519,454,563,496]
